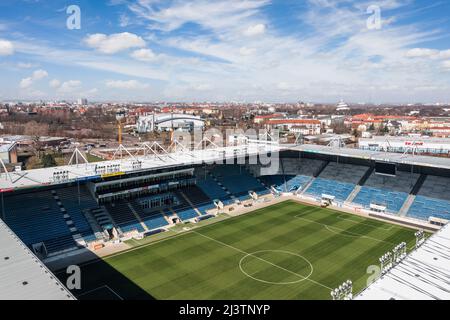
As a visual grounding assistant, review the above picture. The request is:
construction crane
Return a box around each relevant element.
[116,110,126,145]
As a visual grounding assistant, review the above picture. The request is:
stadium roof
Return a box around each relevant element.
[0,219,74,300]
[0,143,283,191]
[292,144,450,170]
[356,223,450,300]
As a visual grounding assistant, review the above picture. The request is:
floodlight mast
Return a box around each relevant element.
[415,230,425,248]
[331,280,353,300]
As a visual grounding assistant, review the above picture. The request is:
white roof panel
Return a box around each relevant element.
[0,219,74,300]
[356,223,450,300]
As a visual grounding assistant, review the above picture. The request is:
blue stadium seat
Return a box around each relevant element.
[305,178,355,202]
[210,165,268,200]
[143,214,168,230]
[352,187,408,213]
[3,191,77,253]
[407,196,450,221]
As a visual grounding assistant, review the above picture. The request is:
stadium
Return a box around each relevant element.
[1,139,450,300]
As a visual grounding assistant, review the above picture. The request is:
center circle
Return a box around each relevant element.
[239,250,313,285]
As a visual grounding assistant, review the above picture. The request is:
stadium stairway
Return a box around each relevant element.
[105,201,145,234]
[398,195,416,217]
[127,202,148,232]
[299,177,316,195]
[210,165,268,198]
[54,187,98,241]
[51,190,85,250]
[3,190,79,256]
[178,191,203,217]
[346,185,362,203]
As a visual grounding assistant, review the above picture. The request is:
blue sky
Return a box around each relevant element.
[0,0,450,103]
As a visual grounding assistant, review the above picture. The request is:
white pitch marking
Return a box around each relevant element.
[239,250,314,285]
[192,230,332,290]
[295,213,397,245]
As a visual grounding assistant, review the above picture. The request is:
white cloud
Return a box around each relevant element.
[49,79,61,88]
[128,0,270,32]
[17,62,34,69]
[59,80,82,93]
[32,69,48,80]
[131,48,158,62]
[239,47,256,56]
[19,78,33,89]
[19,69,48,89]
[84,32,146,54]
[105,80,150,90]
[0,39,14,56]
[443,61,450,70]
[405,48,439,58]
[405,48,450,60]
[243,24,266,37]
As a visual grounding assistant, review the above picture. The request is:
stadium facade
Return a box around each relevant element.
[1,141,450,299]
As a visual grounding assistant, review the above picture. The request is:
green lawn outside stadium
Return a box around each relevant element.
[70,200,417,300]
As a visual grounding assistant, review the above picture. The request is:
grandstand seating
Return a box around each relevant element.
[363,171,418,194]
[416,175,450,201]
[282,158,325,176]
[120,221,145,233]
[319,163,368,185]
[55,186,96,238]
[142,214,169,230]
[209,165,268,199]
[260,175,286,192]
[3,191,77,253]
[195,170,233,204]
[263,175,312,193]
[303,163,367,201]
[350,170,418,213]
[305,178,355,202]
[105,201,144,233]
[407,196,450,221]
[352,187,408,213]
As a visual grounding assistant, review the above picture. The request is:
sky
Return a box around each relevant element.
[0,0,450,103]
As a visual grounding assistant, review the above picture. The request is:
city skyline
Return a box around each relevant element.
[1,0,450,103]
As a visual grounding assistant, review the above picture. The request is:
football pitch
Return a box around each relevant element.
[67,200,418,300]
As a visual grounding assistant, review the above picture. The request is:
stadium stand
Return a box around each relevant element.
[304,163,367,201]
[415,175,450,201]
[105,201,143,233]
[209,165,268,200]
[259,158,324,193]
[405,175,450,221]
[407,196,450,221]
[2,191,78,254]
[142,213,169,230]
[195,169,234,204]
[282,158,325,176]
[352,171,418,213]
[55,186,97,238]
[305,178,355,201]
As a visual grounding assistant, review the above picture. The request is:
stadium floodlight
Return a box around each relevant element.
[330,280,353,300]
[53,170,69,183]
[379,252,393,274]
[380,242,408,275]
[415,230,425,248]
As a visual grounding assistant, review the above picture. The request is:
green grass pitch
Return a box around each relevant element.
[68,200,417,300]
